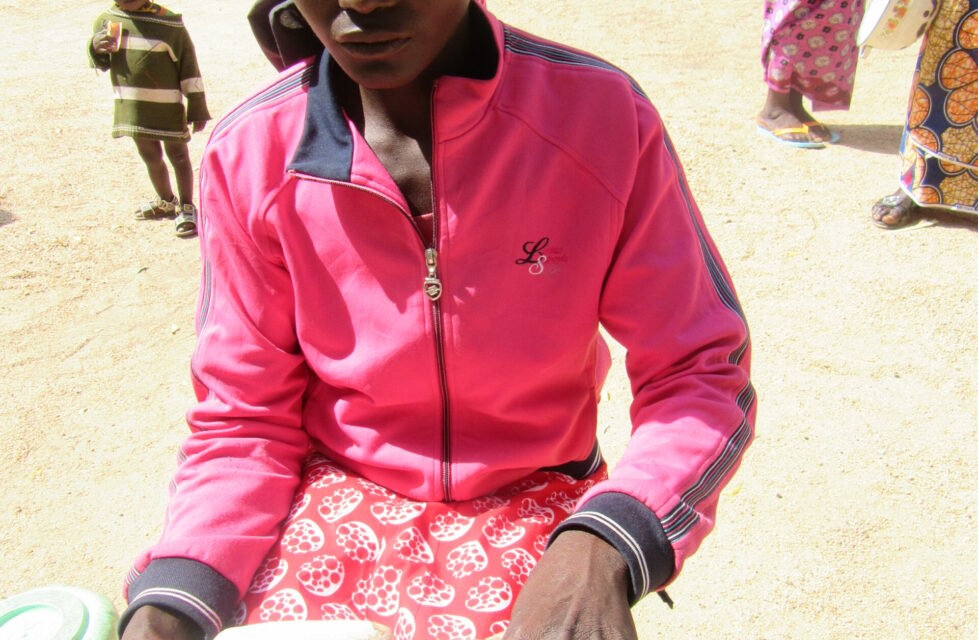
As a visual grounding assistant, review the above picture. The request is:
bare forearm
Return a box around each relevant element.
[504,529,637,640]
[121,606,202,640]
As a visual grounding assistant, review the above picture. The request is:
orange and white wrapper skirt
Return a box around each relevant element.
[233,453,606,640]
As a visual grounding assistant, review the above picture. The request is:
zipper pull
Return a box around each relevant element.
[424,248,443,301]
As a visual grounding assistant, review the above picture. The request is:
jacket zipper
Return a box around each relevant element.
[428,81,453,502]
[288,166,453,501]
[427,245,452,501]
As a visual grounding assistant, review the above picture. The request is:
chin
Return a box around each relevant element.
[357,77,417,90]
[333,56,426,92]
[349,70,420,91]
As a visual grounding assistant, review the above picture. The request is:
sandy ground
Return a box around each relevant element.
[2,1,977,638]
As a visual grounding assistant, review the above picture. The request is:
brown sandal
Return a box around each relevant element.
[174,204,197,238]
[871,190,918,229]
[134,196,178,220]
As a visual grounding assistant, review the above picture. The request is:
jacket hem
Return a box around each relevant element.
[542,440,603,479]
[88,44,110,71]
[186,94,211,125]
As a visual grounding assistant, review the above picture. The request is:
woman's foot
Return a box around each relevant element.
[800,119,839,144]
[756,111,827,147]
[756,118,825,147]
[871,190,919,229]
[757,89,829,147]
[787,90,838,144]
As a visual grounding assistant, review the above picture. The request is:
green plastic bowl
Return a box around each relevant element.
[0,586,118,640]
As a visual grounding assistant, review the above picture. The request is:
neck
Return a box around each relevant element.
[363,87,431,141]
[118,1,153,11]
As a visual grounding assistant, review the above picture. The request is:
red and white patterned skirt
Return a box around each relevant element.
[233,453,606,640]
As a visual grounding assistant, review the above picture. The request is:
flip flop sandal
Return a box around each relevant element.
[756,123,825,149]
[803,120,840,144]
[174,204,198,238]
[134,196,178,220]
[871,192,918,229]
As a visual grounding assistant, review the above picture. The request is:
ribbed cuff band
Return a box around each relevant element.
[119,558,239,640]
[550,491,675,604]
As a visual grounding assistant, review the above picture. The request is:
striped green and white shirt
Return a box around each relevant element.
[89,3,211,141]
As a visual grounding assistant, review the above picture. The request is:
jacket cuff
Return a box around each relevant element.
[186,95,211,125]
[119,558,239,640]
[88,45,110,71]
[549,491,675,604]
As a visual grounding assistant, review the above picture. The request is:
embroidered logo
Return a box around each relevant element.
[516,238,550,275]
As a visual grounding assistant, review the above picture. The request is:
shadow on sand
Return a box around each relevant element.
[921,208,978,234]
[833,123,904,155]
[876,206,978,235]
[0,209,14,228]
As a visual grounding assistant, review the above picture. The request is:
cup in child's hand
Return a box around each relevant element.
[106,21,122,52]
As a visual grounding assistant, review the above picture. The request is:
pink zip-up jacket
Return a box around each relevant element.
[122,5,756,637]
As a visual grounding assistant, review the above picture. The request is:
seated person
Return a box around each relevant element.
[119,1,757,639]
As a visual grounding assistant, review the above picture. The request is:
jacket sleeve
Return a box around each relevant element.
[176,22,211,123]
[551,99,756,603]
[120,143,310,638]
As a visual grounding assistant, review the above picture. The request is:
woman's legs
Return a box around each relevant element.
[133,138,176,202]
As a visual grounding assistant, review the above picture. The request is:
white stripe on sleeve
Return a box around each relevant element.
[181,77,205,94]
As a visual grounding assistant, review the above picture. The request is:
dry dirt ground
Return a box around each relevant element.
[2,1,977,638]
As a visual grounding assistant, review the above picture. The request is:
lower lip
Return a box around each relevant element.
[341,38,410,59]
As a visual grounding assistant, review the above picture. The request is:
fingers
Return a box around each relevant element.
[92,34,114,52]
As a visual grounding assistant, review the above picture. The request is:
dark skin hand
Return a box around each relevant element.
[121,605,201,640]
[503,530,638,640]
[91,27,117,54]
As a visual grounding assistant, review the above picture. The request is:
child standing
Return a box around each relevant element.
[89,0,211,238]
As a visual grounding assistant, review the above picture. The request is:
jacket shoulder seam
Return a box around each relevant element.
[493,102,629,207]
[502,26,647,100]
[210,64,314,140]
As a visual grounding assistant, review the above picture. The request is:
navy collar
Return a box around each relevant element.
[287,3,500,182]
[287,54,355,182]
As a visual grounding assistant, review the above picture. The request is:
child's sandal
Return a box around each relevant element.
[134,197,178,220]
[174,204,197,238]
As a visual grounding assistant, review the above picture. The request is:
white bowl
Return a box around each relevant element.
[0,586,118,640]
[214,621,392,640]
[857,0,939,50]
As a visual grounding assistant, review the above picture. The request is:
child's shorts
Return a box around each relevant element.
[233,453,607,640]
